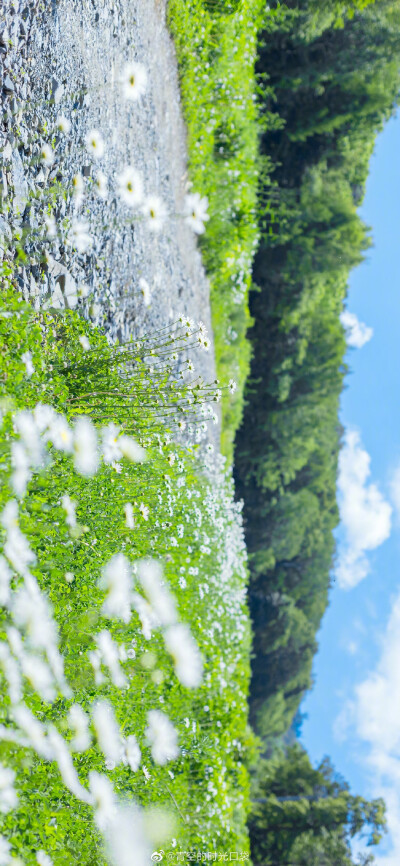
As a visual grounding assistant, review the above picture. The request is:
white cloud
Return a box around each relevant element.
[336,591,400,866]
[389,463,400,520]
[337,430,392,589]
[340,309,373,348]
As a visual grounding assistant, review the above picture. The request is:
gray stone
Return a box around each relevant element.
[49,284,65,310]
[46,254,78,309]
[30,273,39,297]
[35,168,46,186]
[55,271,78,309]
[51,76,64,105]
[0,170,8,199]
[1,141,12,162]
[12,149,28,217]
[3,75,14,93]
[0,27,9,47]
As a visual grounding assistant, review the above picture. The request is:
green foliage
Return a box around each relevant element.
[249,745,386,865]
[235,0,400,742]
[167,0,268,461]
[0,278,252,863]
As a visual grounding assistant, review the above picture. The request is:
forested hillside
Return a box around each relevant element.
[235,0,400,741]
[249,744,386,866]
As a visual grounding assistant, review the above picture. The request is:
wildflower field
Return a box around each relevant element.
[0,278,253,863]
[0,6,261,861]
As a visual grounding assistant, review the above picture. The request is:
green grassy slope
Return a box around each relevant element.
[168,0,265,461]
[0,275,255,862]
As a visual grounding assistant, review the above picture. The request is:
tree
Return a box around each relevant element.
[249,745,386,866]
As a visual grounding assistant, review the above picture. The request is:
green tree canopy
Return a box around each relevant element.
[249,745,386,865]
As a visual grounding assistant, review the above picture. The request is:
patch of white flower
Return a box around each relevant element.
[99,553,133,622]
[145,710,179,765]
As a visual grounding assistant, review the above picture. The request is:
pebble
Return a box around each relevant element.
[3,75,15,93]
[0,0,220,447]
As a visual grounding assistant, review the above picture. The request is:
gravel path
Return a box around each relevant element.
[1,0,220,443]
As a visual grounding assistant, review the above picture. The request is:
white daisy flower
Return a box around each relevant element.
[55,115,71,135]
[92,700,122,765]
[11,441,31,498]
[44,213,57,239]
[116,166,143,208]
[36,850,53,866]
[139,277,151,307]
[94,171,108,199]
[89,771,116,830]
[0,836,11,866]
[183,192,209,234]
[14,410,42,466]
[61,494,77,529]
[0,643,22,705]
[139,503,149,521]
[2,504,36,578]
[85,129,105,160]
[145,710,179,765]
[12,586,55,651]
[137,559,176,627]
[48,726,92,803]
[73,416,99,476]
[68,219,93,254]
[95,630,127,689]
[119,435,146,463]
[121,61,147,101]
[131,592,158,641]
[68,704,91,753]
[101,423,122,464]
[78,335,90,351]
[46,414,73,452]
[141,195,167,232]
[0,557,12,607]
[99,553,132,622]
[40,143,54,167]
[228,378,237,394]
[72,173,84,207]
[104,804,152,866]
[18,651,56,703]
[13,705,52,760]
[33,403,56,434]
[77,283,91,299]
[21,350,34,377]
[0,764,17,813]
[89,649,104,686]
[164,623,203,688]
[124,503,135,529]
[123,735,141,772]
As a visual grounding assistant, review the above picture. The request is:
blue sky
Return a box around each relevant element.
[300,108,400,865]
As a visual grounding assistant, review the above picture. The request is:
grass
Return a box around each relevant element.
[167,0,266,462]
[0,271,256,864]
